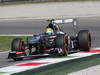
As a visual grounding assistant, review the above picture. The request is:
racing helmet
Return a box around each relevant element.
[49,23,53,27]
[45,27,54,35]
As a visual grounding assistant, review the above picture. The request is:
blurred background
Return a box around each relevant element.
[0,0,97,3]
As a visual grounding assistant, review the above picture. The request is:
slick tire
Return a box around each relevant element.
[78,30,91,51]
[55,34,69,56]
[11,38,25,61]
[11,38,25,51]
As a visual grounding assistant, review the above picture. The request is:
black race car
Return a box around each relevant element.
[8,19,91,61]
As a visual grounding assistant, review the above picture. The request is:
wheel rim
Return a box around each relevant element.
[19,40,25,51]
[87,33,91,50]
[63,35,69,55]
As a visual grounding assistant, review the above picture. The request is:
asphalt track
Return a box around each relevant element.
[0,16,100,68]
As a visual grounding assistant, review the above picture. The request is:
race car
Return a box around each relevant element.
[8,18,91,61]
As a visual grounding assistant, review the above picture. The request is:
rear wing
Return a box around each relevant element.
[53,18,77,26]
[53,18,78,36]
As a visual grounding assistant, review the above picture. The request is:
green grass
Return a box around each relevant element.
[0,36,31,52]
[0,0,99,6]
[0,72,7,74]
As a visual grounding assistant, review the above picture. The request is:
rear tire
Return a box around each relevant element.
[78,30,91,51]
[55,34,69,56]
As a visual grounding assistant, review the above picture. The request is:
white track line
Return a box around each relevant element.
[91,47,100,50]
[0,47,100,75]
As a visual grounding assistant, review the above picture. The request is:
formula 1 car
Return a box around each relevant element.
[8,18,91,61]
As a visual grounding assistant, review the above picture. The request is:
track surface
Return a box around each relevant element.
[0,17,100,68]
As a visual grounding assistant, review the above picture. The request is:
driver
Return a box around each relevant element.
[45,27,54,35]
[47,23,61,31]
[46,22,64,34]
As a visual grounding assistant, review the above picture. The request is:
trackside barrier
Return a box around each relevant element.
[0,0,72,3]
[0,0,48,3]
[12,54,100,75]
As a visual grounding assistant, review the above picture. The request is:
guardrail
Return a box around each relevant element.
[0,0,48,3]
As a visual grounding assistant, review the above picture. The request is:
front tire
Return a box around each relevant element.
[55,34,69,56]
[11,38,25,61]
[12,38,25,51]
